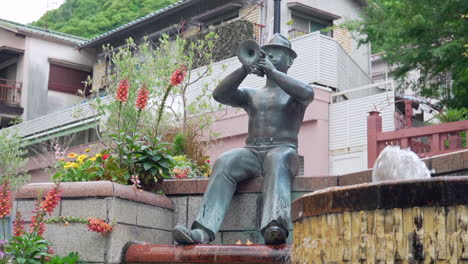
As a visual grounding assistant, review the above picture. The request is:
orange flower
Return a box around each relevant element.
[87,218,113,235]
[67,152,78,158]
[116,79,130,103]
[40,184,62,215]
[135,84,149,110]
[170,65,187,86]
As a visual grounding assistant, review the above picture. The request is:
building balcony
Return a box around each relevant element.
[187,31,372,102]
[0,78,23,126]
[0,78,21,105]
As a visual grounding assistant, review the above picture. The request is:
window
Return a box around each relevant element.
[287,2,340,39]
[290,13,332,38]
[48,63,91,95]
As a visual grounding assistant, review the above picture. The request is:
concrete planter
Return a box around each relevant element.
[14,181,175,264]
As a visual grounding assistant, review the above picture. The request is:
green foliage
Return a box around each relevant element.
[434,108,468,123]
[5,233,51,264]
[186,20,254,67]
[0,129,30,189]
[44,216,87,225]
[32,0,178,38]
[342,0,468,108]
[46,252,81,264]
[110,133,173,188]
[172,133,186,156]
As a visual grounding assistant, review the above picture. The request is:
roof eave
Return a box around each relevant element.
[16,29,84,47]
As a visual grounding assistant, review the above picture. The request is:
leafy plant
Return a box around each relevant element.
[5,232,52,263]
[0,129,30,189]
[434,108,468,123]
[110,133,173,188]
[46,252,80,264]
[172,133,186,156]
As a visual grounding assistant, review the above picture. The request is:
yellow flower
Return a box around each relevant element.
[67,152,78,158]
[95,153,102,158]
[84,148,91,152]
[89,157,96,162]
[77,154,88,163]
[64,162,79,169]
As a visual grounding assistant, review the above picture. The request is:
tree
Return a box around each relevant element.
[345,0,468,108]
[32,0,178,39]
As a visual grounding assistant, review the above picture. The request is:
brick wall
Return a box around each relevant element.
[239,4,261,41]
[334,26,352,55]
[182,26,201,39]
[91,61,106,91]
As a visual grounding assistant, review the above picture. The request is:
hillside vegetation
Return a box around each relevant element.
[32,0,178,39]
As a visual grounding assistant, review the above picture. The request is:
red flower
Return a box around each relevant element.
[30,203,46,236]
[170,65,187,86]
[30,184,62,236]
[87,218,113,235]
[102,154,109,160]
[13,211,25,237]
[135,84,149,110]
[116,79,130,103]
[0,182,12,218]
[40,184,62,215]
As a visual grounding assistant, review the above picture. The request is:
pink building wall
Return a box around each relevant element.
[206,87,330,177]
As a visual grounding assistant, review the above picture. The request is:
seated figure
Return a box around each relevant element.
[173,33,314,245]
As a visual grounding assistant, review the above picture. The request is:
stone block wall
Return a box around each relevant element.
[164,176,337,245]
[14,181,174,264]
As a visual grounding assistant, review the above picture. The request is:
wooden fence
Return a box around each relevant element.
[367,111,468,168]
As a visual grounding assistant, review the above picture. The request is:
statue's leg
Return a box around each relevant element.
[260,146,298,244]
[191,148,261,241]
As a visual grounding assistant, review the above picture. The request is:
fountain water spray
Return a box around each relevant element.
[372,145,431,182]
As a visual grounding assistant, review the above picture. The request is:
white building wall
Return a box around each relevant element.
[329,91,395,175]
[261,0,370,75]
[22,37,94,120]
[0,28,25,50]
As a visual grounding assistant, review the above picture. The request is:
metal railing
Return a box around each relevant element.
[0,78,22,105]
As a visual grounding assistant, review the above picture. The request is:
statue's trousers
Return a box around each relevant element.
[192,145,298,240]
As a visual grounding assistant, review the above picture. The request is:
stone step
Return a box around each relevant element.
[123,244,291,264]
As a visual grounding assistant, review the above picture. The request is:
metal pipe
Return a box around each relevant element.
[273,0,281,33]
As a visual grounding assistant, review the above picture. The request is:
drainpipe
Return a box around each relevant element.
[273,0,281,34]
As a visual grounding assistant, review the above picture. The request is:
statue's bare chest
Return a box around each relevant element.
[248,89,291,114]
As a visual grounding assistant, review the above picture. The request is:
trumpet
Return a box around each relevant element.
[237,39,266,77]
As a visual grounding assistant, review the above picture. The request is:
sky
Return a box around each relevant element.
[0,0,65,24]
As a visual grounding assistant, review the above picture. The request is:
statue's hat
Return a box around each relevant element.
[262,33,297,59]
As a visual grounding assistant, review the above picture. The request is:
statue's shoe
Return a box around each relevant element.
[264,226,287,245]
[173,225,210,244]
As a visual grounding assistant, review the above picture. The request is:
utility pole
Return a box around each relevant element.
[273,0,281,33]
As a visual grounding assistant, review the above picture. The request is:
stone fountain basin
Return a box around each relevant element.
[291,176,468,263]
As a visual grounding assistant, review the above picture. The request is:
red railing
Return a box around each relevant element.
[368,111,468,168]
[0,78,22,105]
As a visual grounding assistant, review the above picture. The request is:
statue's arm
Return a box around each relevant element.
[258,59,314,105]
[212,66,249,108]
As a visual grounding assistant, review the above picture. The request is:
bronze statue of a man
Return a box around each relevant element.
[173,33,314,245]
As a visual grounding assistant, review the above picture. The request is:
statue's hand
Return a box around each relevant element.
[257,56,275,74]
